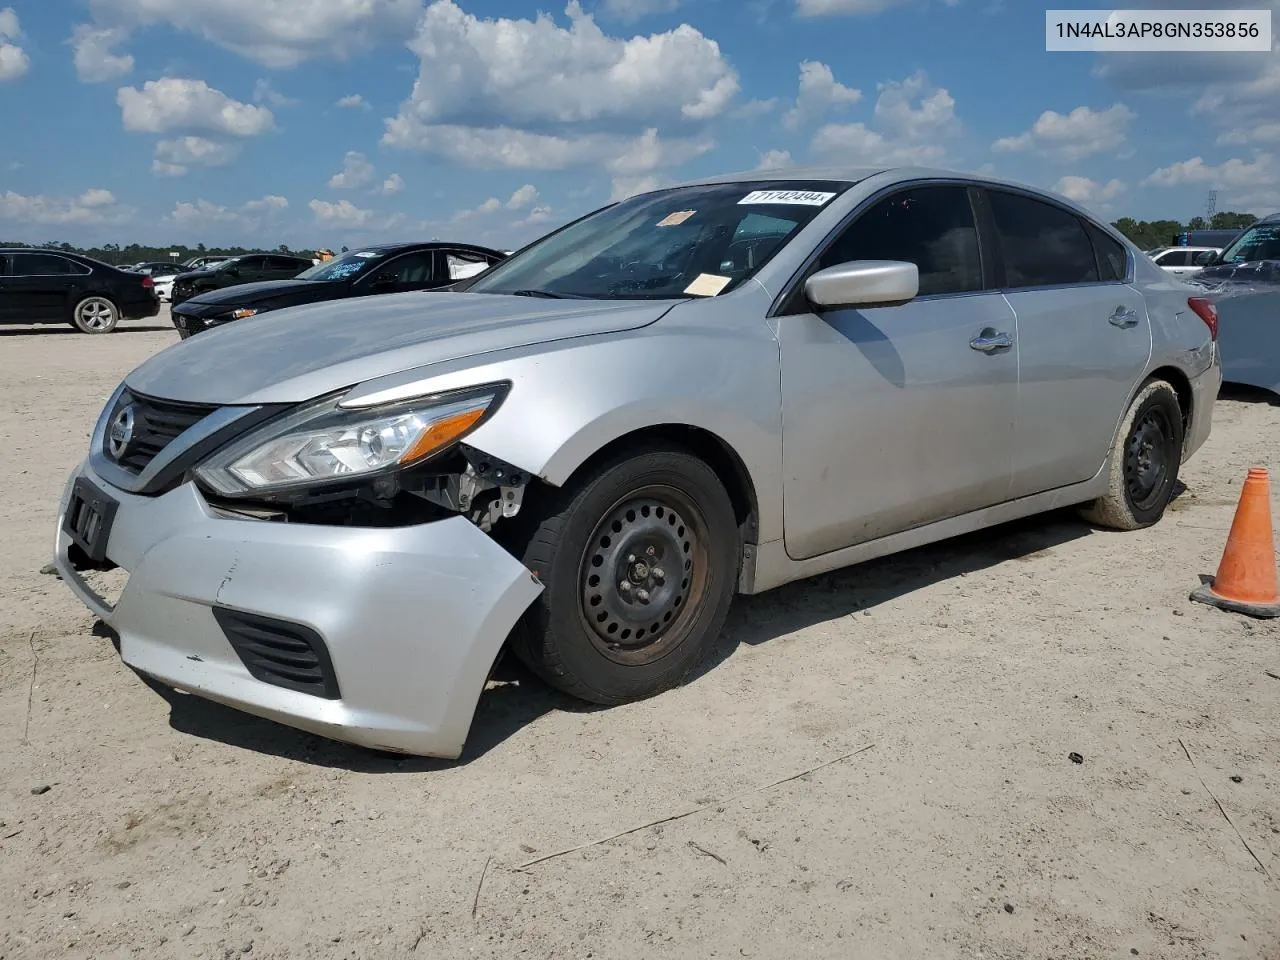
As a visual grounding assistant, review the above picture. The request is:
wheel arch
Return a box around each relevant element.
[1145,364,1193,439]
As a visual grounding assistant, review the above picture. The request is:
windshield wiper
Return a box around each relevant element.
[508,289,589,299]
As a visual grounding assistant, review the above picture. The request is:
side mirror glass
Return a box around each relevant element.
[804,260,919,310]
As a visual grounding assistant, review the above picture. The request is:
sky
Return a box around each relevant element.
[0,0,1277,251]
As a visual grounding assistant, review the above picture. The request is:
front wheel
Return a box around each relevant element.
[1079,378,1184,530]
[510,449,740,705]
[71,296,120,334]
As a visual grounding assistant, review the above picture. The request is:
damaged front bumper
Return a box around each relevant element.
[53,461,543,758]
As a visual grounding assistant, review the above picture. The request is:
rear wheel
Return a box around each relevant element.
[71,296,120,334]
[510,449,739,704]
[1079,378,1184,530]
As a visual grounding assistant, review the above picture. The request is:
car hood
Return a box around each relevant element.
[126,291,678,405]
[179,279,341,313]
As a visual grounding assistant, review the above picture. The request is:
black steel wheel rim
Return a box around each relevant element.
[1124,406,1174,511]
[578,485,710,666]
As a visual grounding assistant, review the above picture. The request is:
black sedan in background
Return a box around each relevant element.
[170,242,506,338]
[170,252,316,307]
[0,249,160,333]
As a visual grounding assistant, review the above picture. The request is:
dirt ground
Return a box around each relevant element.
[1,310,1277,960]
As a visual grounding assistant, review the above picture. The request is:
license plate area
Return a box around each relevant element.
[64,477,119,565]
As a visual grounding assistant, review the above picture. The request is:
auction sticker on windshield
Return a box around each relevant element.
[657,210,697,227]
[684,273,732,297]
[739,190,836,206]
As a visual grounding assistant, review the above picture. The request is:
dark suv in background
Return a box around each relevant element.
[0,249,160,333]
[171,253,314,306]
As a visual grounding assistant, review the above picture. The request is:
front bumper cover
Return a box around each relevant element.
[54,462,542,758]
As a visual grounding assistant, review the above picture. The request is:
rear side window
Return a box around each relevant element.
[446,252,490,280]
[1087,224,1127,281]
[12,253,79,275]
[819,185,983,296]
[1155,249,1188,267]
[988,190,1099,288]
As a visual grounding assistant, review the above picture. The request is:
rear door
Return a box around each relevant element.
[6,253,84,321]
[985,189,1152,499]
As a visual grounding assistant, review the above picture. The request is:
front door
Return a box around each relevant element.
[778,184,1019,560]
[5,252,81,321]
[983,189,1153,498]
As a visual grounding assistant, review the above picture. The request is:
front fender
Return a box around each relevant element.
[342,317,786,544]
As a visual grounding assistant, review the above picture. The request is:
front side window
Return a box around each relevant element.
[1218,221,1280,263]
[988,191,1099,288]
[466,180,853,300]
[378,252,434,284]
[818,185,983,296]
[1155,250,1189,267]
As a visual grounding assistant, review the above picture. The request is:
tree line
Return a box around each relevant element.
[1,210,1261,266]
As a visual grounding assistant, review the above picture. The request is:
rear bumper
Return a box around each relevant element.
[1184,343,1222,460]
[54,462,543,757]
[121,297,160,320]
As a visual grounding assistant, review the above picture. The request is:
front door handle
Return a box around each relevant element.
[969,328,1014,353]
[1109,306,1139,328]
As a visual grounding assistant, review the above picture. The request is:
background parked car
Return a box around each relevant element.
[0,248,159,333]
[170,242,506,338]
[1146,246,1220,279]
[182,255,228,271]
[170,253,314,307]
[1191,212,1280,395]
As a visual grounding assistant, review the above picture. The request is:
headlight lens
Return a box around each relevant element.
[195,384,506,497]
[230,307,259,320]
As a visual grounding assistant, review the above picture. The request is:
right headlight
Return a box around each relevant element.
[195,383,508,497]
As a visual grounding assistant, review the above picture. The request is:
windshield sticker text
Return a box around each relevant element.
[738,190,836,207]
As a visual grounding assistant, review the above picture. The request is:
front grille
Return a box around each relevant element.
[213,607,341,700]
[107,390,219,475]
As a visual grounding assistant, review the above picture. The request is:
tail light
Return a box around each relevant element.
[1187,297,1218,341]
[141,274,154,289]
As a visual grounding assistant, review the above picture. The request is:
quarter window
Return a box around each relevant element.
[988,190,1099,288]
[818,186,983,296]
[1086,223,1127,281]
[446,252,490,280]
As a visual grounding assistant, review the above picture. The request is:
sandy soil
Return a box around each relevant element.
[1,310,1278,959]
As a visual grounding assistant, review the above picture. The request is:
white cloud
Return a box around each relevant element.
[755,149,793,170]
[1193,60,1280,147]
[1053,176,1125,208]
[610,174,662,201]
[0,7,29,81]
[70,24,134,82]
[152,136,242,175]
[253,78,297,108]
[1142,154,1280,212]
[607,127,713,176]
[335,93,370,110]
[599,0,681,20]
[0,188,131,225]
[783,61,861,130]
[328,151,376,190]
[168,194,289,226]
[993,104,1134,161]
[309,198,377,228]
[796,0,959,15]
[506,184,539,210]
[810,71,958,166]
[514,204,555,229]
[117,78,275,137]
[384,1,739,173]
[379,173,405,195]
[75,0,423,70]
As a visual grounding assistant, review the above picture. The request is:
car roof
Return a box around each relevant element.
[340,241,506,255]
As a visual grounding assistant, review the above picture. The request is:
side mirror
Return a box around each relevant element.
[1194,251,1217,266]
[804,260,919,310]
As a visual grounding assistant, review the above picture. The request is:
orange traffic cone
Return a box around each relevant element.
[1190,467,1280,618]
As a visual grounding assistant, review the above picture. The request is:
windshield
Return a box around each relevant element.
[296,250,387,281]
[466,181,850,300]
[1218,221,1280,263]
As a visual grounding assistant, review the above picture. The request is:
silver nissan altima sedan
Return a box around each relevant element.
[55,166,1221,757]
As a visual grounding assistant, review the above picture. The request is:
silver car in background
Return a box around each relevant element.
[55,166,1221,757]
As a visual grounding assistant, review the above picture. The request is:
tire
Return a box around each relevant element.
[1078,378,1184,530]
[71,296,120,334]
[509,448,740,705]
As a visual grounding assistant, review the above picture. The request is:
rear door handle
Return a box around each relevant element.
[1109,306,1139,328]
[969,328,1014,353]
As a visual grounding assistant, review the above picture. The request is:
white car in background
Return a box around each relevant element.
[1148,246,1220,279]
